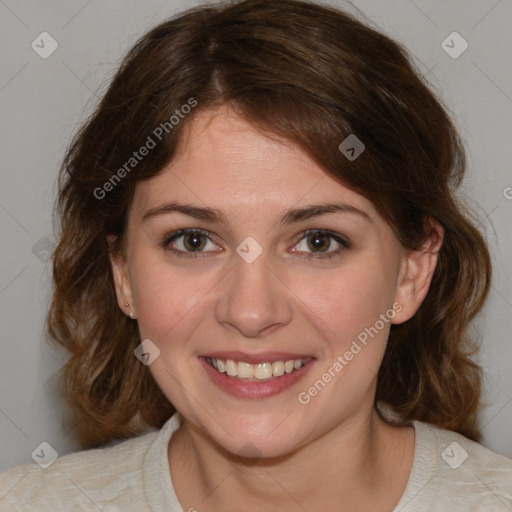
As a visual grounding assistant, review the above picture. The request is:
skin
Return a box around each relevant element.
[109,105,444,511]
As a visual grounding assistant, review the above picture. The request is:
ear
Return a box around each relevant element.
[107,234,137,319]
[391,219,444,325]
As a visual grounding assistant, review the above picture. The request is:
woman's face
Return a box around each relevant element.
[110,105,432,458]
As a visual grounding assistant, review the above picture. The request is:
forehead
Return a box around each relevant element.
[130,106,380,223]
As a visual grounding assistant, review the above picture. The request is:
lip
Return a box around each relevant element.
[199,355,316,399]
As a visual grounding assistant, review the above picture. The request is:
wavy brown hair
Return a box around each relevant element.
[48,0,491,447]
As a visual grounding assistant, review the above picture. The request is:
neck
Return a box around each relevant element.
[168,406,415,512]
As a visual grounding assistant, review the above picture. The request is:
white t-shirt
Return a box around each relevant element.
[1,411,511,511]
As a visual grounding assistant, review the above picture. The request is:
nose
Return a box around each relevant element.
[214,250,293,338]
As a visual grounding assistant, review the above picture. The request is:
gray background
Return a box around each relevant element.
[1,0,511,472]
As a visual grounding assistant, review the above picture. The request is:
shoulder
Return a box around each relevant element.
[398,420,512,511]
[0,427,160,510]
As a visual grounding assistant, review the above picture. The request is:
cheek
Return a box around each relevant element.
[130,257,212,344]
[293,263,396,406]
[296,262,394,345]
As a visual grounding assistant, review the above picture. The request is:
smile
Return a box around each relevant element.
[200,354,315,399]
[205,357,312,381]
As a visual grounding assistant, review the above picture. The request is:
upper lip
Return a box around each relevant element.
[201,351,314,364]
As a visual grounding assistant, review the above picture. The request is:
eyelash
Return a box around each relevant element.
[160,228,350,261]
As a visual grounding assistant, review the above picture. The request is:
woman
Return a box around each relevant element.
[1,0,510,510]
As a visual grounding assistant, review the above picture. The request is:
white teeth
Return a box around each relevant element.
[237,362,254,378]
[226,359,237,376]
[208,357,311,380]
[272,361,285,377]
[254,362,272,379]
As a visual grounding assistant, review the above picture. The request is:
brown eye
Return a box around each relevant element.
[161,229,219,258]
[292,229,350,260]
[306,232,331,252]
[182,231,207,251]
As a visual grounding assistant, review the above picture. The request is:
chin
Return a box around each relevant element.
[201,412,306,461]
[222,432,300,461]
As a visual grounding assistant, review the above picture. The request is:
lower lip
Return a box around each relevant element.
[199,357,315,399]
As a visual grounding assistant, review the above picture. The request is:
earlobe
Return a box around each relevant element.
[107,234,136,319]
[392,220,444,324]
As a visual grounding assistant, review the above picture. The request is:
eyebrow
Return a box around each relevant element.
[141,201,372,226]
